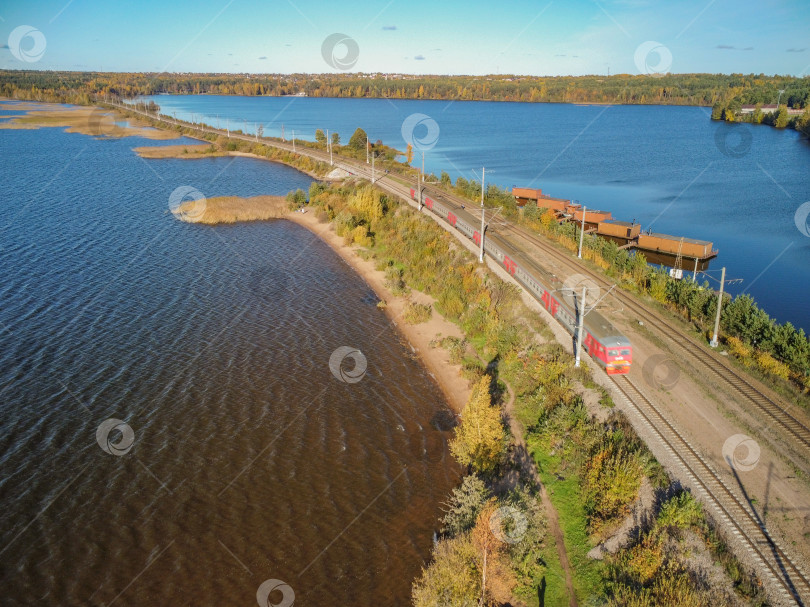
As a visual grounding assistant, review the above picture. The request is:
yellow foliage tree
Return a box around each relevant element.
[450,375,505,474]
[471,502,517,606]
[411,534,480,607]
[349,187,383,224]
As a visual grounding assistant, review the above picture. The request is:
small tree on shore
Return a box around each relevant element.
[331,131,340,147]
[315,129,326,146]
[348,127,368,151]
[450,375,505,475]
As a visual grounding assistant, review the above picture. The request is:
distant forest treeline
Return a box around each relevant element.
[2,69,809,110]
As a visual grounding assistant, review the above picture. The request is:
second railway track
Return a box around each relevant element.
[613,375,810,605]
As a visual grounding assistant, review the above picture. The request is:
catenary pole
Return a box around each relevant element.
[575,286,587,367]
[479,167,486,263]
[578,206,587,259]
[710,267,726,348]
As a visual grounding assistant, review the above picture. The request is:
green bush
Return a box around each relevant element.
[441,474,490,537]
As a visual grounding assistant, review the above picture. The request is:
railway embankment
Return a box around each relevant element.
[19,99,804,604]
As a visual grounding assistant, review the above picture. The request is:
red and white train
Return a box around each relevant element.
[411,189,632,374]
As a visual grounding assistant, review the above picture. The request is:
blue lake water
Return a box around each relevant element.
[139,94,810,332]
[0,119,458,605]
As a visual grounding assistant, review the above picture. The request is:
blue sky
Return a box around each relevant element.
[1,0,808,76]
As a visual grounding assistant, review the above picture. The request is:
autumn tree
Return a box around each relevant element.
[412,535,481,607]
[450,375,506,475]
[471,502,517,605]
[331,131,340,146]
[348,127,368,150]
[315,128,326,146]
[774,105,790,128]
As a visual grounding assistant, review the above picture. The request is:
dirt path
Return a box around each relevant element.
[497,380,579,607]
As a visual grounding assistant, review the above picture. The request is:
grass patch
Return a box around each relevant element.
[402,300,432,324]
[529,436,604,603]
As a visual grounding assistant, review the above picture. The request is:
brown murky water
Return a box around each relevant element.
[0,126,459,605]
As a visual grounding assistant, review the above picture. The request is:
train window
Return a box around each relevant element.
[620,349,631,356]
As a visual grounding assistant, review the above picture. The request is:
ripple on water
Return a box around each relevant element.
[0,126,459,606]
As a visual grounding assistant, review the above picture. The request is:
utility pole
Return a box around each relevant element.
[255,123,258,142]
[692,257,699,282]
[326,129,333,165]
[371,152,375,184]
[479,167,486,263]
[578,206,587,259]
[416,162,423,209]
[226,118,229,137]
[292,130,296,153]
[282,124,285,141]
[366,137,369,164]
[709,267,726,348]
[575,286,587,367]
[777,89,785,107]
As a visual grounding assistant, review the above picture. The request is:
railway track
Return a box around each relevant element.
[172,105,810,455]
[119,102,810,450]
[114,103,810,602]
[613,375,810,605]
[488,220,810,456]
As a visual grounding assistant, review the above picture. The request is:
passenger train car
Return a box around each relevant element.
[409,188,632,374]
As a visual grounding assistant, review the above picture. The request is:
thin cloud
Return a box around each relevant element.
[716,45,735,50]
[258,56,267,60]
[0,44,9,49]
[414,54,425,60]
[382,25,397,30]
[743,47,753,51]
[786,48,806,52]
